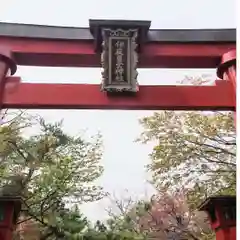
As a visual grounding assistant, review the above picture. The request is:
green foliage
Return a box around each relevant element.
[137,111,236,198]
[0,111,104,239]
[135,109,235,240]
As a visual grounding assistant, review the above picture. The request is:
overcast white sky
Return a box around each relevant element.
[0,0,236,222]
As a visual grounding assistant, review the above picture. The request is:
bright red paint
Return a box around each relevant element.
[0,203,14,240]
[0,37,235,68]
[213,202,236,240]
[0,23,237,240]
[3,78,235,110]
[216,226,236,240]
[0,199,21,240]
[0,47,17,110]
[217,49,236,125]
[199,196,236,240]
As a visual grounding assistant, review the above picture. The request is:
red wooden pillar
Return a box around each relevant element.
[0,47,17,110]
[198,196,236,240]
[217,49,236,125]
[0,197,22,240]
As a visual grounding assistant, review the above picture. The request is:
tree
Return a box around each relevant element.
[105,188,213,240]
[0,110,105,239]
[105,191,142,234]
[137,189,213,240]
[15,204,88,240]
[136,76,236,202]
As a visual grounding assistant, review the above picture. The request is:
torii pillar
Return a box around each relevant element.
[0,196,22,240]
[0,49,18,239]
[198,196,236,240]
[0,47,17,111]
[217,49,236,125]
[199,50,236,240]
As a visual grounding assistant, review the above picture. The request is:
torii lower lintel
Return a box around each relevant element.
[2,78,235,111]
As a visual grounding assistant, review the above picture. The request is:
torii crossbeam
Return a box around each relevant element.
[0,20,236,111]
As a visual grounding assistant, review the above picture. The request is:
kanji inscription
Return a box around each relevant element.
[101,29,139,92]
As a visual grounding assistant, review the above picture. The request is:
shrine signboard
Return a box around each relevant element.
[90,20,151,93]
[101,28,138,92]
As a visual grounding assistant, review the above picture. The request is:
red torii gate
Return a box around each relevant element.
[0,20,236,111]
[0,20,236,240]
